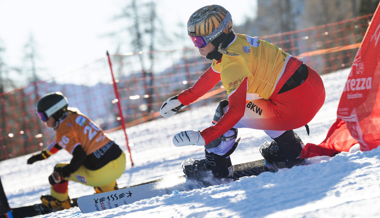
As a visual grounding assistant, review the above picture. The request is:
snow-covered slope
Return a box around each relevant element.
[3,68,380,217]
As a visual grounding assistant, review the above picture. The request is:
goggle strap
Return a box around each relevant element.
[45,98,68,118]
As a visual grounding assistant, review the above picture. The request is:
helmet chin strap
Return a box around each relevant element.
[206,48,223,60]
[52,111,69,130]
[53,120,60,130]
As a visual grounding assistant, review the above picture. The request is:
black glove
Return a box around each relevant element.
[48,167,65,186]
[48,172,61,185]
[27,153,44,165]
[27,150,51,165]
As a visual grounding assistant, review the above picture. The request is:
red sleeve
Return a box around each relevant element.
[46,140,62,155]
[177,66,221,106]
[200,77,247,145]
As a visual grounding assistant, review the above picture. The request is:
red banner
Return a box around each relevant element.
[302,4,380,158]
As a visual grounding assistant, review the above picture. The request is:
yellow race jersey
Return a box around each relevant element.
[55,112,111,155]
[212,33,290,99]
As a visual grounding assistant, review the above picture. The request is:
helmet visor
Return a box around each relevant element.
[37,112,48,122]
[190,36,208,48]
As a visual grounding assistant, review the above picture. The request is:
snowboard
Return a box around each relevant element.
[77,159,269,213]
[1,159,269,217]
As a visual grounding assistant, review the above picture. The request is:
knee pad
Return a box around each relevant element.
[212,100,229,124]
[205,100,229,149]
[206,128,238,156]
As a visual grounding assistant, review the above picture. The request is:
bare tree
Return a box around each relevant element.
[0,40,18,93]
[113,0,165,117]
[0,39,10,160]
[0,40,6,94]
[22,34,45,154]
[23,34,40,95]
[0,39,21,159]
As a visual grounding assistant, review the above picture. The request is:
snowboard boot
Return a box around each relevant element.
[259,141,285,172]
[40,195,71,211]
[182,151,233,180]
[205,150,233,178]
[260,130,305,172]
[182,158,210,180]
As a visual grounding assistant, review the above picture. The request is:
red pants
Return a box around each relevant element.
[234,65,325,134]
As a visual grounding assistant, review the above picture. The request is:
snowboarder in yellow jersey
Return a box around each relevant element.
[27,92,126,211]
[160,5,325,178]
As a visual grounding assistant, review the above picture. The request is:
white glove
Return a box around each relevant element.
[160,96,185,118]
[173,130,205,147]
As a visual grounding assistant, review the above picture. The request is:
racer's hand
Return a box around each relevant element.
[48,168,64,185]
[27,153,44,165]
[173,130,205,146]
[160,96,185,118]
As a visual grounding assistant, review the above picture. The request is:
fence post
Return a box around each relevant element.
[106,51,134,167]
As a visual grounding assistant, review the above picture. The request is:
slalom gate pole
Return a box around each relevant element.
[106,51,134,167]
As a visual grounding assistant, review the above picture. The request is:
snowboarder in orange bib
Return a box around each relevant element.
[160,5,325,178]
[27,92,126,211]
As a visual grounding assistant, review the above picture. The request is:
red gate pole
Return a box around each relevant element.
[106,51,134,167]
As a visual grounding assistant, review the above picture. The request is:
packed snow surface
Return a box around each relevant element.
[2,68,380,217]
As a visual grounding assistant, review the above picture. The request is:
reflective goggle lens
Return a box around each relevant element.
[190,36,207,48]
[37,112,48,122]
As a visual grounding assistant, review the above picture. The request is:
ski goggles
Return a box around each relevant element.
[37,112,48,122]
[190,36,209,48]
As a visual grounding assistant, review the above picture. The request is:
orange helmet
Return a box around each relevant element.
[187,5,232,48]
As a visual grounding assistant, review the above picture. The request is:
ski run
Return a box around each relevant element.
[2,68,380,217]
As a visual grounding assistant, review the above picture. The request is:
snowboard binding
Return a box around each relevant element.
[259,130,306,172]
[259,141,286,172]
[182,158,211,180]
